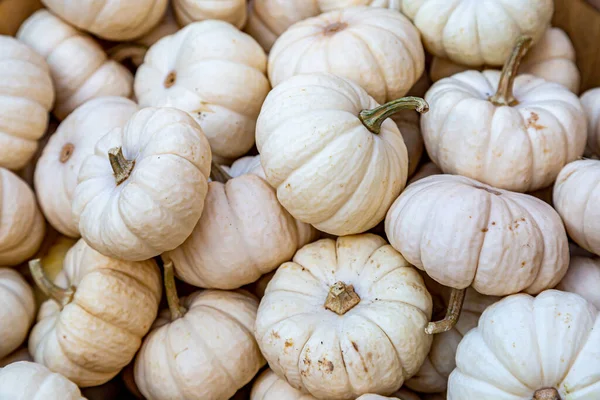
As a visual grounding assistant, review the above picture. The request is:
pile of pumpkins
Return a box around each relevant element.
[1,0,600,399]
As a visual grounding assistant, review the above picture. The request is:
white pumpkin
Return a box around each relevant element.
[134,20,269,162]
[257,73,427,236]
[0,269,35,359]
[41,0,168,41]
[422,37,587,192]
[134,263,265,400]
[0,361,85,400]
[35,97,138,238]
[268,7,424,104]
[0,35,54,171]
[553,159,600,256]
[72,107,211,261]
[557,254,600,309]
[448,290,600,399]
[255,234,433,400]
[173,0,247,28]
[17,10,133,120]
[224,154,266,178]
[28,239,162,387]
[164,158,317,289]
[0,168,45,266]
[580,87,600,156]
[402,0,553,67]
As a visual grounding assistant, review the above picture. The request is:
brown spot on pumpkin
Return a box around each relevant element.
[367,352,373,361]
[318,359,334,373]
[481,228,488,233]
[164,71,177,88]
[526,112,545,131]
[60,143,75,163]
[491,222,496,225]
[323,22,348,35]
[271,331,280,339]
[351,341,359,351]
[521,261,526,267]
[285,339,293,348]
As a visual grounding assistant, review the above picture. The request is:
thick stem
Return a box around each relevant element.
[533,388,562,400]
[324,281,360,315]
[106,43,148,65]
[108,147,135,186]
[210,161,232,183]
[359,97,429,134]
[489,36,533,106]
[163,261,187,321]
[425,287,466,334]
[29,259,74,309]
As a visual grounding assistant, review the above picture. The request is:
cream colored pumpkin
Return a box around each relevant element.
[268,7,424,104]
[557,255,600,309]
[134,263,265,400]
[224,154,266,178]
[255,234,433,400]
[0,269,35,359]
[0,168,45,266]
[257,73,426,236]
[553,159,600,256]
[0,347,32,368]
[0,35,54,171]
[28,239,162,387]
[164,158,317,289]
[35,97,138,238]
[41,0,168,41]
[0,361,85,400]
[173,0,247,28]
[580,87,600,156]
[134,20,269,162]
[402,0,553,67]
[17,10,133,120]
[385,174,569,296]
[72,107,211,261]
[448,290,600,399]
[422,38,587,192]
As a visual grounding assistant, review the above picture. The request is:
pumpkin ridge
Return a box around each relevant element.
[469,186,495,291]
[578,173,600,252]
[159,325,188,399]
[556,313,598,390]
[345,30,388,101]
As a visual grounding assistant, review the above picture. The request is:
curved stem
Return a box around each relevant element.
[489,36,533,107]
[533,388,562,400]
[425,287,466,334]
[163,261,187,321]
[29,259,74,309]
[106,43,148,65]
[108,147,135,186]
[210,161,232,183]
[359,96,429,134]
[324,281,360,315]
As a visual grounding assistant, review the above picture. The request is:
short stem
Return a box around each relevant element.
[108,147,135,186]
[106,43,148,65]
[533,388,562,400]
[359,97,429,134]
[209,161,232,183]
[163,261,187,321]
[425,287,466,334]
[489,36,533,107]
[324,281,360,315]
[29,259,74,309]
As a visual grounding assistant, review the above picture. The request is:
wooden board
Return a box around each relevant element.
[0,0,42,36]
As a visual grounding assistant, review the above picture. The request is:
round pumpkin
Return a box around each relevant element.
[0,168,45,266]
[173,0,247,28]
[257,73,428,235]
[0,361,85,400]
[268,7,424,104]
[35,97,138,238]
[28,239,162,387]
[402,0,553,67]
[17,10,133,120]
[448,290,600,399]
[0,268,35,359]
[255,234,433,399]
[72,107,211,261]
[580,87,600,156]
[41,0,168,41]
[0,35,54,171]
[557,254,600,309]
[134,20,269,162]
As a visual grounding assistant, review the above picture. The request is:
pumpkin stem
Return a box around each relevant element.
[108,147,135,186]
[425,287,466,334]
[533,388,562,400]
[29,259,75,309]
[324,281,360,315]
[489,36,533,107]
[163,261,187,321]
[106,43,148,66]
[359,97,429,134]
[210,161,232,183]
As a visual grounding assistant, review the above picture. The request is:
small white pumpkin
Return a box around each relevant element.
[257,73,427,236]
[164,158,317,289]
[28,239,162,387]
[553,159,600,256]
[580,87,600,156]
[173,0,247,28]
[0,35,54,171]
[0,361,85,400]
[448,290,600,399]
[17,10,133,120]
[41,0,168,41]
[0,269,35,359]
[268,7,424,104]
[134,263,265,400]
[422,37,587,192]
[35,97,138,238]
[557,254,600,309]
[402,0,553,67]
[0,168,45,266]
[72,107,211,261]
[255,234,433,400]
[134,20,269,162]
